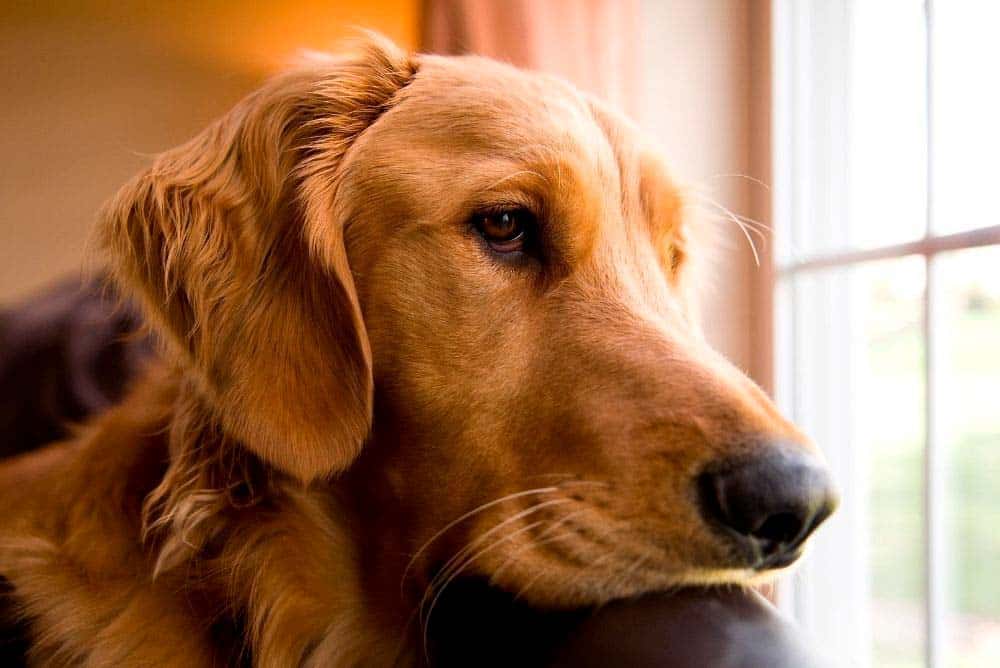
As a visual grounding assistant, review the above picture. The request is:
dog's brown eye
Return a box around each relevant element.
[475,209,531,253]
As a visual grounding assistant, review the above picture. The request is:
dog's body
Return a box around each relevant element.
[1,368,403,666]
[0,38,836,666]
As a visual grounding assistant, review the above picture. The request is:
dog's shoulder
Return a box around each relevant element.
[0,372,213,665]
[0,367,173,526]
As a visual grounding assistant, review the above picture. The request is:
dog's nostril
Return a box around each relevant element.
[753,512,804,550]
[697,447,838,565]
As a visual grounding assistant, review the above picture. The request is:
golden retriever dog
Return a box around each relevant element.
[0,36,837,666]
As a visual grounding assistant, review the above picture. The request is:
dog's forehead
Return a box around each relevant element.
[340,53,683,270]
[396,55,619,174]
[399,56,681,215]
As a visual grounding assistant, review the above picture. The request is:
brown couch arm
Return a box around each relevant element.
[548,587,825,668]
[427,579,827,667]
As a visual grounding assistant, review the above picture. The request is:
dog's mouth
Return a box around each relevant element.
[412,469,834,615]
[703,497,836,575]
[758,548,804,570]
[420,535,775,616]
[708,521,813,573]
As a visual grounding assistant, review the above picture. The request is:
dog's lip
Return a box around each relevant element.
[702,519,805,571]
[755,549,803,571]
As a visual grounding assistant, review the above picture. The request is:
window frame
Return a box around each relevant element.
[772,0,1000,665]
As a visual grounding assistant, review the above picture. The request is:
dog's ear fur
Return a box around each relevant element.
[100,36,415,483]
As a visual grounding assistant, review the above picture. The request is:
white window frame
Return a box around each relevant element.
[772,1,1000,666]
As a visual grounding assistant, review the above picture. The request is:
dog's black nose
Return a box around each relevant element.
[698,449,838,568]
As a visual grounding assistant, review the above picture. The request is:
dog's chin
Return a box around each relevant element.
[672,552,807,590]
[465,531,811,609]
[480,560,772,610]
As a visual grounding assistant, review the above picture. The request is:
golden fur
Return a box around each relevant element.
[0,36,820,666]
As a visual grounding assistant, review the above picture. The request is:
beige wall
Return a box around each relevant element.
[0,1,417,303]
[640,0,770,381]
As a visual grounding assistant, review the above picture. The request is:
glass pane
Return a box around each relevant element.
[931,4,1000,235]
[936,246,1000,666]
[862,257,927,668]
[782,256,926,668]
[846,0,928,252]
[775,1,926,266]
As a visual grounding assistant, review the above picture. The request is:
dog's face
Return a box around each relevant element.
[102,38,836,610]
[342,53,837,605]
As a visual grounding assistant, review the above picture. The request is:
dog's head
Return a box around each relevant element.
[101,36,837,608]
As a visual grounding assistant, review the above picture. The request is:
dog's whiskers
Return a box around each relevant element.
[399,486,560,595]
[607,552,653,595]
[512,525,623,603]
[404,480,611,661]
[700,204,761,266]
[419,498,570,616]
[704,172,771,192]
[693,205,770,235]
[556,479,610,489]
[400,480,607,595]
[400,480,608,662]
[687,188,771,268]
[420,516,556,663]
[487,509,590,584]
[688,186,771,230]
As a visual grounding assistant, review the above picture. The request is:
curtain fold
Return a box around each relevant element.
[421,0,640,117]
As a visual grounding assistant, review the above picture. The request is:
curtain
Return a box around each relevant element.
[421,0,641,117]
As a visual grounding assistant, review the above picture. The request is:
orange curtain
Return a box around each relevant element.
[421,0,641,116]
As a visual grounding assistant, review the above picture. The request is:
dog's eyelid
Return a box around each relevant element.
[469,192,544,220]
[466,193,544,230]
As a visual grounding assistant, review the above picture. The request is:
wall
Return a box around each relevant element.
[0,0,417,303]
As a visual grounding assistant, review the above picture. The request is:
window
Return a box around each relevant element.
[773,1,1000,666]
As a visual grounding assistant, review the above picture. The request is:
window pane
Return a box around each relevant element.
[936,246,1000,666]
[862,257,927,668]
[782,256,926,667]
[931,4,1000,235]
[846,0,927,252]
[777,0,927,264]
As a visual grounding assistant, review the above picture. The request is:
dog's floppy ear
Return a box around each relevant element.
[100,36,416,483]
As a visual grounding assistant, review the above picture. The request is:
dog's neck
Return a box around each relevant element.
[137,366,422,666]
